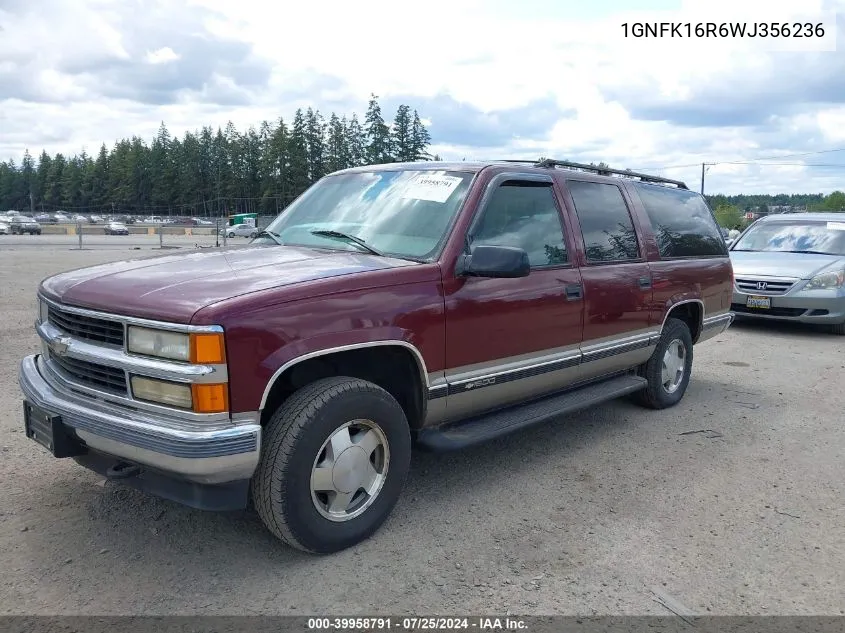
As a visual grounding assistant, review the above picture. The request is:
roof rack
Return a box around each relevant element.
[495,158,688,189]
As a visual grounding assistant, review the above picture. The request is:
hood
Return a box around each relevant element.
[729,250,845,279]
[40,244,418,322]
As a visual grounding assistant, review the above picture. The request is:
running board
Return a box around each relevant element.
[415,374,647,452]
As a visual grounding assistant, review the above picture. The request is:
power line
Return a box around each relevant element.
[636,147,845,171]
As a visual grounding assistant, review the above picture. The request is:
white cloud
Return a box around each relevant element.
[146,47,180,64]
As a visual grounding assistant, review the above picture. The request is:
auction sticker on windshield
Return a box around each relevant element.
[402,174,463,203]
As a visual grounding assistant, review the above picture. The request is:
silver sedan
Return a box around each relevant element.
[219,223,258,238]
[729,213,845,335]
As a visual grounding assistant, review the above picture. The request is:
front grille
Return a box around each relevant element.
[48,305,124,346]
[731,304,807,318]
[48,351,128,395]
[735,278,795,295]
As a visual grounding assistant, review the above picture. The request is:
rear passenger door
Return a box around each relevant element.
[561,179,656,381]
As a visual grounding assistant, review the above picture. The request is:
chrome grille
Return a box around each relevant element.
[47,351,128,395]
[735,278,795,295]
[48,305,125,346]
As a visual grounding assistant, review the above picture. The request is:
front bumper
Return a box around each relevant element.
[731,290,845,325]
[18,354,261,487]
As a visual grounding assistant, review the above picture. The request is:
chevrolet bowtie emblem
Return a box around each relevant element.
[49,335,71,356]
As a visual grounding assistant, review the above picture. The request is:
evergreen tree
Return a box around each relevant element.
[304,108,326,181]
[410,110,432,161]
[287,109,310,196]
[325,113,347,173]
[364,94,392,164]
[391,105,413,162]
[346,114,366,167]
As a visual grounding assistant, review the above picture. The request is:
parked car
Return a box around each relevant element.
[0,221,8,235]
[17,159,733,553]
[729,213,845,334]
[103,221,129,235]
[53,212,70,223]
[220,223,258,238]
[35,213,56,224]
[10,215,41,235]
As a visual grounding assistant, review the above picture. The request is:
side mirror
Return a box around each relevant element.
[461,244,530,278]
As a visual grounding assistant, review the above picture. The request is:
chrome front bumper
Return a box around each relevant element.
[732,291,845,324]
[18,354,261,485]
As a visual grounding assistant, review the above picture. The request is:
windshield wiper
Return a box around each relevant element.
[310,229,386,257]
[251,229,284,245]
[786,250,834,256]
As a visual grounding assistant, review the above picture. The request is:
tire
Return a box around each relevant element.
[632,317,694,409]
[227,232,235,238]
[252,376,411,553]
[831,321,845,336]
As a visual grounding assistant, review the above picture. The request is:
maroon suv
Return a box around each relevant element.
[18,159,734,553]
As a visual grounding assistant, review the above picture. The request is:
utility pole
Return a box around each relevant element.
[700,162,705,194]
[29,190,35,215]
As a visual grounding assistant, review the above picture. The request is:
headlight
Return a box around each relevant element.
[127,326,227,364]
[129,376,229,413]
[130,376,192,409]
[806,269,845,290]
[128,327,190,361]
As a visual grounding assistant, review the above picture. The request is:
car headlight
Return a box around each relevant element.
[806,269,845,290]
[128,327,190,361]
[127,326,226,364]
[129,376,229,413]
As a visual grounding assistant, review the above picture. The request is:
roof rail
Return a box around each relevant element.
[534,158,688,189]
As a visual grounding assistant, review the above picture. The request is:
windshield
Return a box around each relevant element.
[258,169,474,259]
[732,220,845,256]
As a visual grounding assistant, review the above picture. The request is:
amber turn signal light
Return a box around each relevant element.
[189,332,226,364]
[191,383,229,414]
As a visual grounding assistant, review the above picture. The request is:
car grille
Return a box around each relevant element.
[47,351,128,395]
[734,278,795,295]
[48,305,125,346]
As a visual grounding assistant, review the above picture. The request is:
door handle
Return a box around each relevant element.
[638,276,652,289]
[565,283,583,301]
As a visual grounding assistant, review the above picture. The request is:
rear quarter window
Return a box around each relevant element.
[633,183,727,258]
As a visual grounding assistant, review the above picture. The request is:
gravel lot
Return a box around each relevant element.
[1,240,843,616]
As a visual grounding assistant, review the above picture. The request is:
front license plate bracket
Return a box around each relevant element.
[23,401,86,458]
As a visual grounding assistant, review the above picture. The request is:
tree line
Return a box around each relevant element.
[710,190,845,229]
[0,95,438,216]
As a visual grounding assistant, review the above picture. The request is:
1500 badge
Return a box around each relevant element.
[463,377,496,390]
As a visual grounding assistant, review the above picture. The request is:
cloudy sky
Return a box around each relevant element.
[1,0,843,195]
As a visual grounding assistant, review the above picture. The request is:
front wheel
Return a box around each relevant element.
[632,317,694,409]
[252,377,411,553]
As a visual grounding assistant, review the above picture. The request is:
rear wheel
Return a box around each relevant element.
[831,321,845,336]
[632,317,694,409]
[252,376,411,553]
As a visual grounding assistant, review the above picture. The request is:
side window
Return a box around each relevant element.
[470,181,568,267]
[633,183,727,257]
[567,181,640,262]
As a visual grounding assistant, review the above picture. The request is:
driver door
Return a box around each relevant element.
[441,173,585,422]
